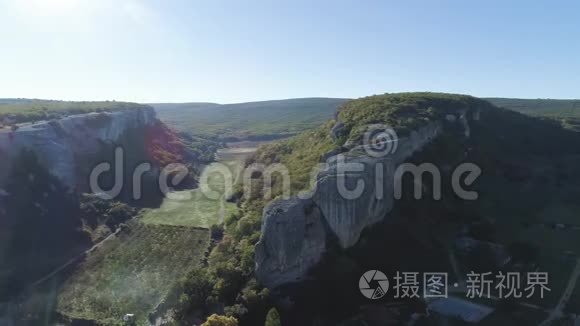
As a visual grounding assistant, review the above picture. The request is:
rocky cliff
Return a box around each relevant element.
[0,106,193,299]
[0,107,157,191]
[256,106,479,288]
[255,198,327,287]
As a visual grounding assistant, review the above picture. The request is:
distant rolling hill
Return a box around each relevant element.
[487,97,580,131]
[151,98,348,141]
[149,102,220,110]
[487,97,580,117]
[4,97,579,138]
[153,97,580,141]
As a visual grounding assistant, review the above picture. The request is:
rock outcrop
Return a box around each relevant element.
[312,121,442,249]
[0,107,156,191]
[255,110,478,288]
[255,198,327,286]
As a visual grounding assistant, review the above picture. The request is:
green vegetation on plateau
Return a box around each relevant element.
[0,99,149,124]
[339,92,486,138]
[254,92,491,194]
[57,222,210,325]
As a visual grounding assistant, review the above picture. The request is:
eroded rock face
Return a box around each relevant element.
[0,107,156,190]
[313,121,442,248]
[255,198,327,288]
[256,111,478,288]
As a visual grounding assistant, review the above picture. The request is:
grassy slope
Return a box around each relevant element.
[251,120,337,193]
[152,98,348,140]
[57,222,209,325]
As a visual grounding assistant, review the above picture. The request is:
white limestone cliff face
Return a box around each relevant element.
[255,198,327,287]
[0,107,156,190]
[255,110,478,288]
[312,121,442,249]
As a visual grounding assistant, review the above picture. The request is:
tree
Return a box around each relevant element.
[175,268,213,320]
[107,202,135,228]
[264,308,281,326]
[201,314,238,326]
[224,304,248,319]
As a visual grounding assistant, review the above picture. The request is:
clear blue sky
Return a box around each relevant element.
[0,0,578,103]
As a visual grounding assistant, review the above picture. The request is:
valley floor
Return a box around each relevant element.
[53,144,258,324]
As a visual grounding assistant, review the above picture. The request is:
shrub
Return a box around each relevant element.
[210,224,225,241]
[201,314,238,326]
[264,308,281,326]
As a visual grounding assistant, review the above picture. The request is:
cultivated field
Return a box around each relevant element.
[140,160,241,228]
[56,222,209,325]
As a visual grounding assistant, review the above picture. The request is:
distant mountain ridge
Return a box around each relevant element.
[151,97,349,141]
[486,97,580,117]
[148,102,220,110]
[3,96,579,140]
[151,96,580,142]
